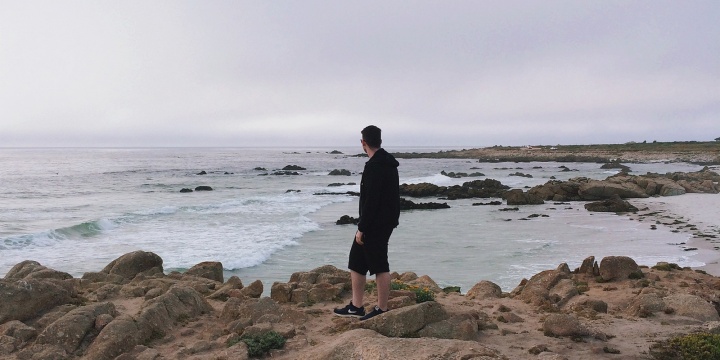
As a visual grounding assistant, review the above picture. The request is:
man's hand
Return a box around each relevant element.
[355,230,364,245]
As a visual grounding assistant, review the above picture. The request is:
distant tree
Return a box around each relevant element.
[716,137,720,141]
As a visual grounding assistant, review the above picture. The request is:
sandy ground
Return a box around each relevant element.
[630,193,720,275]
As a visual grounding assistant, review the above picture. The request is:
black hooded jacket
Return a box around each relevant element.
[357,148,400,234]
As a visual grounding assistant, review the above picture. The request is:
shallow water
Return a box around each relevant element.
[0,147,706,293]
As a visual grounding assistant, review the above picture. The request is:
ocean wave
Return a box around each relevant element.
[0,218,116,250]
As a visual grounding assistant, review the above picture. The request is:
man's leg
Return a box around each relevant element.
[351,270,366,308]
[376,271,390,311]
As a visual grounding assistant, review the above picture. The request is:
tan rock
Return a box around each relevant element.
[542,314,589,337]
[101,250,164,281]
[664,293,720,321]
[185,261,224,283]
[599,256,641,281]
[361,301,448,337]
[466,280,503,300]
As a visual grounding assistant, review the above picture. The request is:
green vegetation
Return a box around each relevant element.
[391,280,435,303]
[240,331,286,358]
[651,333,720,360]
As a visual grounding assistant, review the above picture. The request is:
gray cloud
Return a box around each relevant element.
[1,0,718,147]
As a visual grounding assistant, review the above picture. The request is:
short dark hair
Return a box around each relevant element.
[361,125,382,148]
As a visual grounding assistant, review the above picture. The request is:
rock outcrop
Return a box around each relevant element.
[3,252,720,359]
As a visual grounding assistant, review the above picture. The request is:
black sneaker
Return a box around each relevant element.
[333,302,365,318]
[359,305,386,321]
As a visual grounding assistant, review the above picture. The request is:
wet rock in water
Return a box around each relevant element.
[179,188,193,193]
[601,162,631,173]
[272,171,300,175]
[336,215,359,225]
[195,186,213,191]
[584,194,638,212]
[473,201,502,206]
[196,170,207,175]
[328,169,351,176]
[282,165,306,171]
[399,198,450,210]
[505,189,544,205]
[509,172,533,178]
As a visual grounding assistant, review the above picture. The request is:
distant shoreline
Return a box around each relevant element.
[392,141,720,165]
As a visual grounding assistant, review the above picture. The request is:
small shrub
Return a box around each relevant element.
[659,332,720,360]
[241,331,286,357]
[390,280,435,303]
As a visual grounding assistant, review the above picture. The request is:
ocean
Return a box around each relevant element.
[0,147,710,293]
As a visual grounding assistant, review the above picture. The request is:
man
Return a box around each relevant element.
[334,125,400,320]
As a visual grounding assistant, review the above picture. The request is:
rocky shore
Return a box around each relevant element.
[392,141,720,165]
[3,251,720,359]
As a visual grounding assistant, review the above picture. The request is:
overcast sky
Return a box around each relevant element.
[1,1,718,148]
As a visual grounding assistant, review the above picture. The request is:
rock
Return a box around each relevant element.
[509,172,533,178]
[361,301,448,337]
[179,188,193,193]
[282,165,306,171]
[577,256,598,276]
[335,215,359,225]
[466,280,503,300]
[659,182,686,196]
[663,294,720,321]
[513,264,572,306]
[600,162,631,172]
[543,314,589,337]
[101,251,164,281]
[408,275,442,293]
[328,169,351,176]
[0,320,37,343]
[86,286,212,360]
[239,280,263,298]
[417,313,479,340]
[300,328,504,360]
[208,276,244,301]
[549,279,579,307]
[578,180,648,200]
[505,189,544,205]
[4,261,73,281]
[185,261,224,283]
[399,179,509,199]
[36,302,118,354]
[625,294,666,317]
[599,256,642,281]
[570,299,608,314]
[221,297,281,324]
[194,185,213,191]
[83,314,140,360]
[584,194,639,212]
[398,198,450,210]
[0,279,75,323]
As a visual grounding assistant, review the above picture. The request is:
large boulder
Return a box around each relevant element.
[82,314,140,360]
[625,294,666,318]
[578,180,648,200]
[599,256,642,281]
[360,301,448,338]
[512,263,573,306]
[3,261,73,281]
[185,261,224,283]
[299,328,504,360]
[0,279,75,323]
[465,280,503,300]
[35,302,118,354]
[543,314,589,337]
[101,251,164,281]
[663,294,720,322]
[505,189,544,205]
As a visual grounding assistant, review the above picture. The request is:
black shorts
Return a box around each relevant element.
[348,228,393,276]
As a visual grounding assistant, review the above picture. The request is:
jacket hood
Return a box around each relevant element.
[367,148,399,168]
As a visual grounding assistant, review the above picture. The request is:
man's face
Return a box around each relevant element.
[361,138,367,154]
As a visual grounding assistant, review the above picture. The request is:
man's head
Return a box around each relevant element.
[361,125,382,149]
